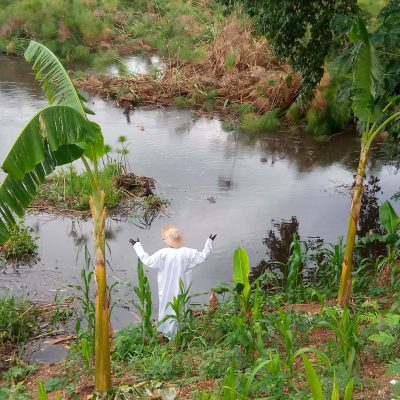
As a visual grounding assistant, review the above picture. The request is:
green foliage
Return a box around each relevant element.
[0,0,114,61]
[240,109,280,133]
[2,361,36,384]
[162,279,194,349]
[314,238,344,293]
[285,102,303,123]
[302,354,354,400]
[0,41,104,243]
[130,260,154,338]
[44,376,68,393]
[219,0,359,100]
[38,163,123,211]
[172,96,189,107]
[0,382,30,400]
[0,297,38,344]
[0,223,38,263]
[285,234,306,303]
[223,52,237,68]
[366,313,400,362]
[317,307,364,374]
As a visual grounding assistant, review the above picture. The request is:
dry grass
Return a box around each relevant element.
[76,18,300,116]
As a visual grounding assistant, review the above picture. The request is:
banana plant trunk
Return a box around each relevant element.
[337,146,369,307]
[90,191,112,392]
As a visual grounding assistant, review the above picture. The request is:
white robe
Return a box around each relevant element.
[133,238,213,337]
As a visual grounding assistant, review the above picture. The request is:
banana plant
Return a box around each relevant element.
[0,41,111,391]
[359,200,400,247]
[337,17,400,306]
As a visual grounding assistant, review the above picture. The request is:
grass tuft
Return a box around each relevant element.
[240,109,281,133]
[0,223,38,264]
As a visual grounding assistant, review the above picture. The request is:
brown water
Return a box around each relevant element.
[0,55,399,328]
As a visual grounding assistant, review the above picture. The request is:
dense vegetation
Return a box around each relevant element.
[1,0,400,399]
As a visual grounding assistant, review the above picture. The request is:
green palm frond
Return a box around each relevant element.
[24,41,94,116]
[350,17,384,122]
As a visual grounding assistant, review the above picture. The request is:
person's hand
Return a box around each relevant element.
[129,238,140,246]
[209,234,217,241]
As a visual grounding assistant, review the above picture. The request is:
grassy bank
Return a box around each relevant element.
[0,0,225,64]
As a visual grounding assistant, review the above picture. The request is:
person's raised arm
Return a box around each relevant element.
[187,234,217,269]
[129,238,162,269]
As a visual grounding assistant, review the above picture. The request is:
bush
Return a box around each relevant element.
[240,109,281,133]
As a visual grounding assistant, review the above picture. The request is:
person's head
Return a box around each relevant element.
[161,225,183,248]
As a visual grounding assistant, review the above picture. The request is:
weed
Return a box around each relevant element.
[223,52,237,68]
[221,120,235,131]
[36,163,123,211]
[2,361,36,385]
[317,307,366,375]
[0,223,38,264]
[172,96,189,107]
[0,297,38,344]
[130,259,154,338]
[0,382,30,400]
[240,109,281,133]
[285,102,303,122]
[162,279,194,349]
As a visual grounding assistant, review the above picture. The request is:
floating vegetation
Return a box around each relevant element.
[30,163,168,221]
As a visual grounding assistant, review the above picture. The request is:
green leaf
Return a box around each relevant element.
[2,106,99,179]
[350,17,383,123]
[385,358,400,375]
[233,247,250,299]
[344,379,354,400]
[331,373,339,400]
[302,354,323,400]
[25,41,87,116]
[368,331,396,346]
[379,200,400,234]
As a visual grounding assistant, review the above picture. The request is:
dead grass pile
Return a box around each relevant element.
[76,18,300,115]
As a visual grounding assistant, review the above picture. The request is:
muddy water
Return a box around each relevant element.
[1,55,399,328]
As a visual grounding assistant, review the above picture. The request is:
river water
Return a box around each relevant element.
[0,55,399,327]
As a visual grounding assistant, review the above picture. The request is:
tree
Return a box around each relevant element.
[337,13,400,306]
[0,41,112,391]
[218,0,359,100]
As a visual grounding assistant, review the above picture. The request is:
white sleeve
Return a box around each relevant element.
[133,242,163,269]
[187,238,213,269]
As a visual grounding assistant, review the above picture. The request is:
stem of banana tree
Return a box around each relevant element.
[81,155,111,391]
[337,144,369,307]
[90,191,111,392]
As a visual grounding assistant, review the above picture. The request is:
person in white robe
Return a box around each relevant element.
[130,225,216,338]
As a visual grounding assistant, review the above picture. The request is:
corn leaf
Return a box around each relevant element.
[302,354,323,400]
[233,247,250,299]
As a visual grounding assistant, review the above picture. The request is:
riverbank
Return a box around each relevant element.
[75,19,300,123]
